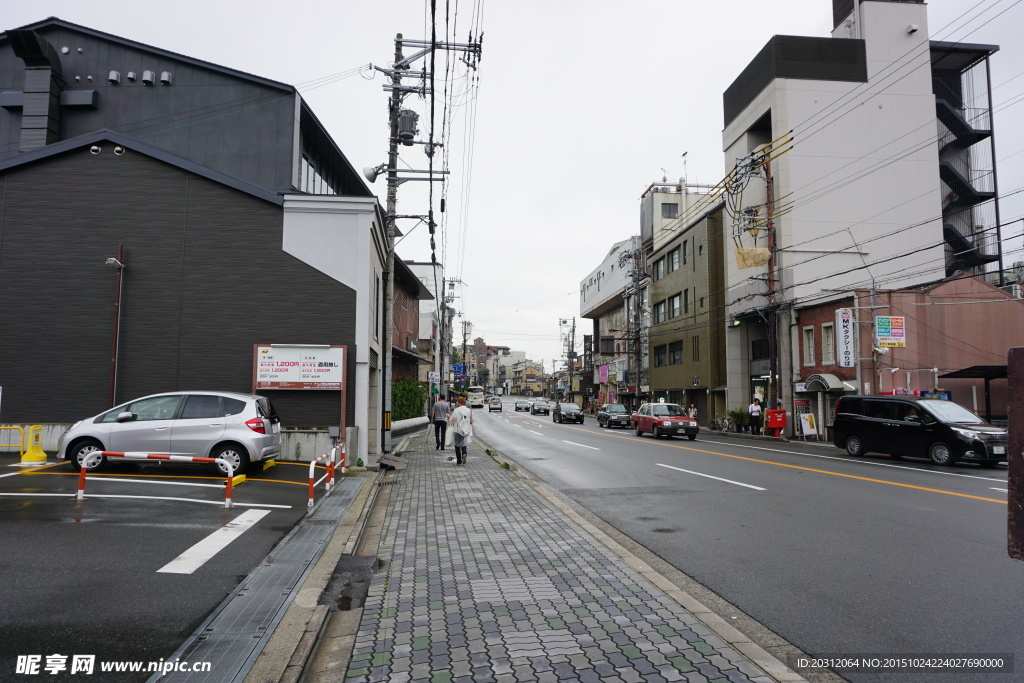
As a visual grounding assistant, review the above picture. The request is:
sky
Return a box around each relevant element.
[8,0,1024,374]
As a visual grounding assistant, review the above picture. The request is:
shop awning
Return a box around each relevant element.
[939,365,1007,422]
[803,373,856,392]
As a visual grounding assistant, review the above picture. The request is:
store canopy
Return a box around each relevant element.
[938,365,1007,381]
[939,365,1007,422]
[803,373,855,392]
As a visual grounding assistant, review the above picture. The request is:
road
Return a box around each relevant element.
[477,398,1023,682]
[0,457,316,681]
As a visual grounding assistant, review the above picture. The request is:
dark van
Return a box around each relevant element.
[832,395,1007,467]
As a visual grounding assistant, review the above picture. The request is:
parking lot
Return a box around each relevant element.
[0,452,328,681]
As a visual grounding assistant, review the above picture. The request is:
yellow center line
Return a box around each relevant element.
[558,424,1006,505]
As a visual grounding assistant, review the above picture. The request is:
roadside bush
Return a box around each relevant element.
[392,377,428,421]
[726,406,749,431]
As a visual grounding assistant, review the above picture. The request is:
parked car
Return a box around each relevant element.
[515,400,531,412]
[553,402,584,424]
[832,395,1007,466]
[531,400,550,415]
[596,403,630,429]
[58,391,282,474]
[488,396,503,412]
[631,403,698,440]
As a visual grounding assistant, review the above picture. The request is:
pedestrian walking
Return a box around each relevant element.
[688,403,697,420]
[448,396,474,465]
[431,396,451,450]
[748,398,763,435]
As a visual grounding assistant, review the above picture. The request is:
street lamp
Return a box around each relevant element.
[106,245,126,408]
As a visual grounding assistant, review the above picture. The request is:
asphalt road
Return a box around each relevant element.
[0,456,315,682]
[476,398,1022,683]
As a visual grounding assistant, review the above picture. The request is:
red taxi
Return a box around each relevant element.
[631,402,698,440]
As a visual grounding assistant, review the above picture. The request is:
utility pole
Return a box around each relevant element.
[369,34,481,452]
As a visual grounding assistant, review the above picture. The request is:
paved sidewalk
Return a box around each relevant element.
[342,438,804,683]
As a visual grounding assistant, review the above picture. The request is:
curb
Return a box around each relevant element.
[480,441,810,683]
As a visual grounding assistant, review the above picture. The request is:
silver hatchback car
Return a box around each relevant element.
[58,391,282,474]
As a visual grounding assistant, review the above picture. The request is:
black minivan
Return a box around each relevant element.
[832,395,1007,467]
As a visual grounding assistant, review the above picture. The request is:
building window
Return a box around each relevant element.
[752,338,769,360]
[654,345,667,367]
[653,301,666,324]
[662,203,678,219]
[699,244,703,256]
[700,296,705,308]
[667,248,680,273]
[652,259,665,281]
[822,323,836,364]
[600,336,615,354]
[692,335,700,361]
[683,240,688,265]
[668,294,681,318]
[669,341,683,364]
[683,289,690,314]
[803,327,815,365]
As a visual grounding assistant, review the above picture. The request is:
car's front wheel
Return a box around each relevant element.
[687,434,697,441]
[635,425,643,437]
[212,443,250,475]
[928,441,956,466]
[68,440,105,472]
[845,435,864,457]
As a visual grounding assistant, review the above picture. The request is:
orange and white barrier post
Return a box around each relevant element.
[307,451,334,511]
[76,451,236,508]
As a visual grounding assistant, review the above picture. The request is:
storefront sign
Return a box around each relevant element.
[875,316,906,347]
[836,308,855,367]
[799,413,818,436]
[793,398,811,435]
[254,345,345,390]
[599,365,609,383]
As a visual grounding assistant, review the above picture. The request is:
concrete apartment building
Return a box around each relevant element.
[720,0,1004,430]
[647,200,727,421]
[580,237,641,409]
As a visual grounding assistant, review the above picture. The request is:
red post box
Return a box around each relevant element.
[765,409,787,437]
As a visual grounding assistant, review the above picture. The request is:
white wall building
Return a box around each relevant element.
[719,0,1000,424]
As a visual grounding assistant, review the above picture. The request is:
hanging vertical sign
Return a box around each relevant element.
[835,308,855,368]
[875,316,907,347]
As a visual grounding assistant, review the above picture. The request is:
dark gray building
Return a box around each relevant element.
[0,18,390,461]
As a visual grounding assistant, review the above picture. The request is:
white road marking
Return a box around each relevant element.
[563,441,600,450]
[991,488,1008,493]
[513,424,522,428]
[529,431,544,436]
[0,492,291,508]
[697,438,1008,483]
[157,509,271,574]
[656,463,766,491]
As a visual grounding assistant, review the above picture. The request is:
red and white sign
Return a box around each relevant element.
[254,345,345,390]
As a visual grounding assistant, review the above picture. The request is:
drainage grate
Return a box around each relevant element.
[305,519,337,526]
[378,480,401,487]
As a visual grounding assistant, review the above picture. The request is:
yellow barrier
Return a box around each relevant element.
[22,425,47,464]
[0,426,25,456]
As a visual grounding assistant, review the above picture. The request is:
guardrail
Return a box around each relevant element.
[0,426,25,456]
[307,448,338,510]
[76,451,236,508]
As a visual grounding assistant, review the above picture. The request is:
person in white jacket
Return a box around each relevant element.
[448,396,474,465]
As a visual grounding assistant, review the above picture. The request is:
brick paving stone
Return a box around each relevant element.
[338,444,776,683]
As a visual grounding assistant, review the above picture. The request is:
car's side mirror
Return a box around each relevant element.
[116,411,135,422]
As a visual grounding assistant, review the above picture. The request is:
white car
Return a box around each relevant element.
[58,391,282,474]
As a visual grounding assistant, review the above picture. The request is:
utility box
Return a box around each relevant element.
[765,409,787,437]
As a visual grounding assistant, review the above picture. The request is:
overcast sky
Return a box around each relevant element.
[9,1,1024,373]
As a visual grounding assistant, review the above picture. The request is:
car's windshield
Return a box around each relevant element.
[562,403,580,410]
[603,405,627,414]
[920,399,986,424]
[534,401,548,406]
[652,404,686,417]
